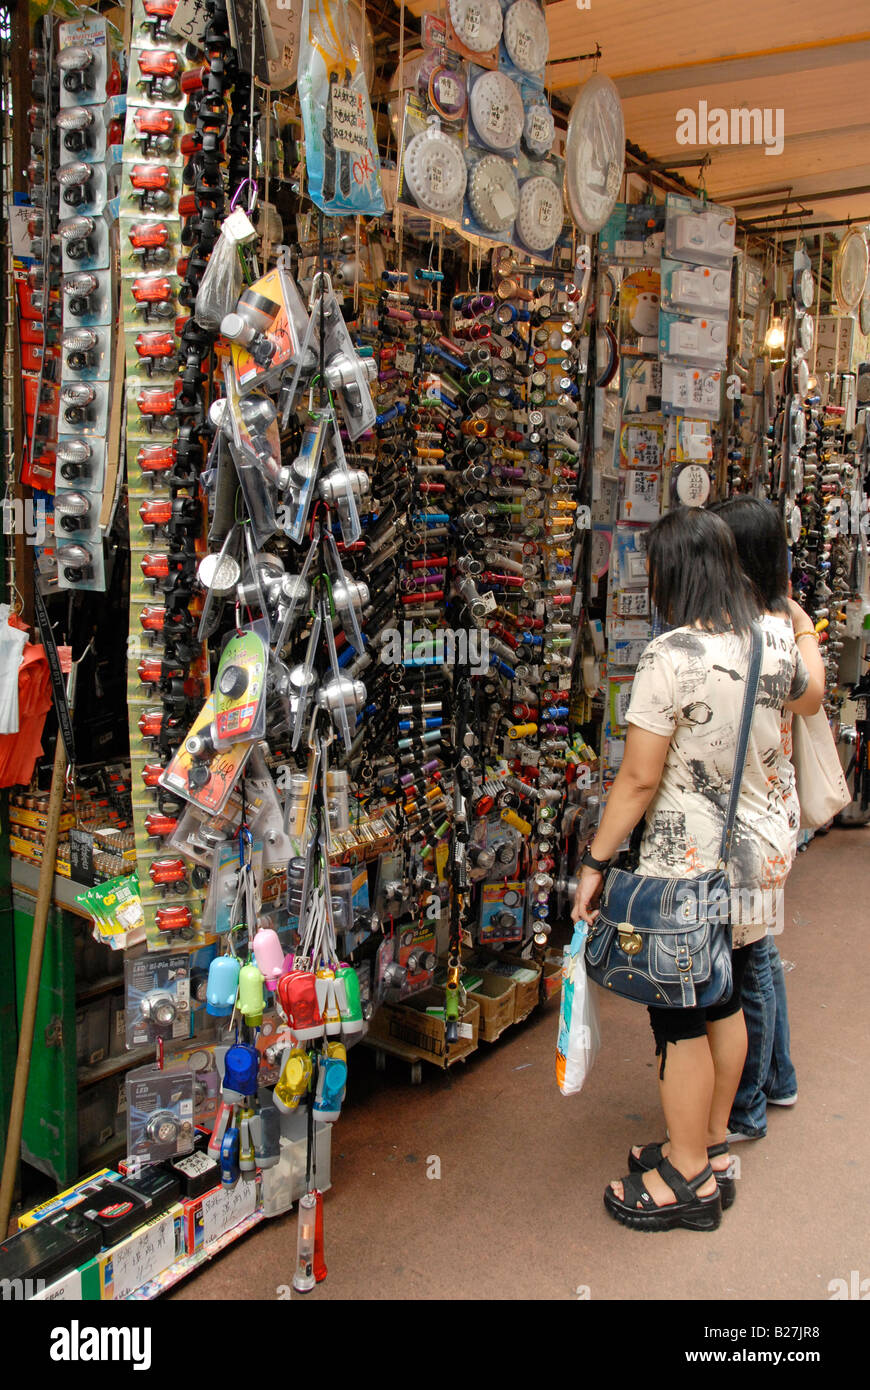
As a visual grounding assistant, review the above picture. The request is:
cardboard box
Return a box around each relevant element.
[183,1176,261,1255]
[18,1170,120,1228]
[76,997,111,1066]
[108,993,127,1058]
[463,971,516,1043]
[475,951,542,1023]
[10,836,71,875]
[77,1079,116,1154]
[9,807,76,833]
[542,951,562,1001]
[367,986,479,1067]
[95,1206,186,1300]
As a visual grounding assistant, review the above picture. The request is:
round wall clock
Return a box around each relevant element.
[833,229,869,313]
[563,73,625,234]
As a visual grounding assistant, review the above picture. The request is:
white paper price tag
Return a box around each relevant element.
[330,85,369,155]
[200,1180,257,1245]
[439,74,459,108]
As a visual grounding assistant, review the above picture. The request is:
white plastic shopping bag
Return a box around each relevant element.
[556,922,601,1096]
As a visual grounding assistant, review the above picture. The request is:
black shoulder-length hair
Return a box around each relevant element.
[709,496,790,617]
[647,507,760,636]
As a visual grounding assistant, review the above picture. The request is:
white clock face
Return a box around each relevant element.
[564,73,625,234]
[836,229,869,312]
[796,265,814,308]
[860,287,870,336]
[798,312,814,354]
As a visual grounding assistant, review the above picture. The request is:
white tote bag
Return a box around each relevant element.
[791,708,852,829]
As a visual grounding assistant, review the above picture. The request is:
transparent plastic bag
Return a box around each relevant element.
[298,0,385,216]
[194,209,255,330]
[556,922,601,1096]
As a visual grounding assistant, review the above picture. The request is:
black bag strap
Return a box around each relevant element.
[718,622,763,868]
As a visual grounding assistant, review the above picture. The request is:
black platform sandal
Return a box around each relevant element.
[627,1140,736,1210]
[604,1158,723,1232]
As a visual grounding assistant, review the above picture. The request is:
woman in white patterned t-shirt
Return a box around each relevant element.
[571,508,824,1233]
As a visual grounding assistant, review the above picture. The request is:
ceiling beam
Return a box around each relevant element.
[546,34,870,93]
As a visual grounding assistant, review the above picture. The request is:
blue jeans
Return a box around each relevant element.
[729,936,798,1138]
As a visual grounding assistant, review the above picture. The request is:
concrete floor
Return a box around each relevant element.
[169,825,870,1302]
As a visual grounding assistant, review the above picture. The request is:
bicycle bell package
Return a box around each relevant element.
[298,0,385,216]
[126,1062,196,1164]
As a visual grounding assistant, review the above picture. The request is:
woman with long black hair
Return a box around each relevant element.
[572,507,824,1232]
[711,497,826,1140]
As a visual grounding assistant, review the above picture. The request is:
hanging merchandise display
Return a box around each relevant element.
[563,73,625,236]
[298,0,385,216]
[4,0,870,1310]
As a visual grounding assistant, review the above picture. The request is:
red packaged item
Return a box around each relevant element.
[149,857,186,887]
[144,811,178,837]
[136,443,177,477]
[139,604,167,632]
[155,905,192,936]
[139,497,173,529]
[128,221,172,268]
[135,331,176,372]
[276,971,325,1041]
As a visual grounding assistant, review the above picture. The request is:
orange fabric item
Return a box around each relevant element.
[0,643,53,788]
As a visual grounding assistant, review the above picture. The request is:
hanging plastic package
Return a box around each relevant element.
[555,921,601,1096]
[194,207,257,331]
[298,0,385,216]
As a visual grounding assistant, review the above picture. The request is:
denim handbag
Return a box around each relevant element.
[586,624,762,1009]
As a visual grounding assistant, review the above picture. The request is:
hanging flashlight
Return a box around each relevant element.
[55,492,92,532]
[58,215,96,262]
[57,543,94,583]
[130,164,173,210]
[55,105,97,154]
[136,49,181,99]
[132,275,175,320]
[137,442,177,478]
[57,45,96,95]
[133,106,177,155]
[57,439,94,481]
[56,161,95,208]
[141,0,179,43]
[137,384,179,431]
[292,1192,317,1293]
[135,331,177,374]
[61,382,96,426]
[62,328,98,371]
[62,272,99,318]
[128,220,171,268]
